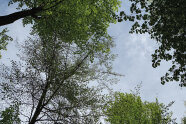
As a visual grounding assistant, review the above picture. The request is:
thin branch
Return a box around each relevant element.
[42,52,90,107]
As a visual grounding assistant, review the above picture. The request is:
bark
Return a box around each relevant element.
[29,81,50,124]
[0,7,42,26]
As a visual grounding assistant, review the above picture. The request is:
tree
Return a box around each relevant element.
[0,104,21,124]
[0,28,13,58]
[0,1,122,123]
[104,92,176,124]
[0,0,121,57]
[117,0,186,87]
[0,33,119,123]
[181,117,186,124]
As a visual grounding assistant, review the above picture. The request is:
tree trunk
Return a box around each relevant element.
[29,81,49,124]
[0,7,42,26]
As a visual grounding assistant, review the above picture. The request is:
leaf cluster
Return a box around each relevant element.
[117,0,186,86]
[8,0,121,50]
[0,104,21,124]
[104,92,175,124]
[0,28,13,58]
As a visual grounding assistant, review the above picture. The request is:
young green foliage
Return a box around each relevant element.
[0,104,21,124]
[104,92,175,124]
[1,0,121,57]
[0,28,13,58]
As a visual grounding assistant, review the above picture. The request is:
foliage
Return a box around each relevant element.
[118,0,186,87]
[181,117,186,124]
[104,92,176,124]
[0,33,119,123]
[0,28,13,58]
[0,0,121,57]
[2,0,185,87]
[0,1,122,123]
[28,0,121,45]
[0,104,21,124]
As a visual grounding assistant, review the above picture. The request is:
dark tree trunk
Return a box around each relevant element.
[0,7,42,26]
[29,81,50,124]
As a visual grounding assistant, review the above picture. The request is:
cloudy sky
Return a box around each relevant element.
[0,0,185,123]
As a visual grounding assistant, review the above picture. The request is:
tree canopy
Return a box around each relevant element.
[1,0,185,87]
[0,28,13,58]
[118,0,186,87]
[104,92,176,124]
[0,0,121,57]
[0,104,21,124]
[0,0,185,123]
[0,1,122,123]
[0,32,119,123]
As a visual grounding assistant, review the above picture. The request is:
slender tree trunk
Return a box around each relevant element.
[0,7,42,26]
[29,81,49,124]
[29,52,89,124]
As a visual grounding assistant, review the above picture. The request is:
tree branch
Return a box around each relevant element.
[0,7,42,26]
[43,53,90,107]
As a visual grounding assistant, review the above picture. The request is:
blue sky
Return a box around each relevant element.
[0,0,185,123]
